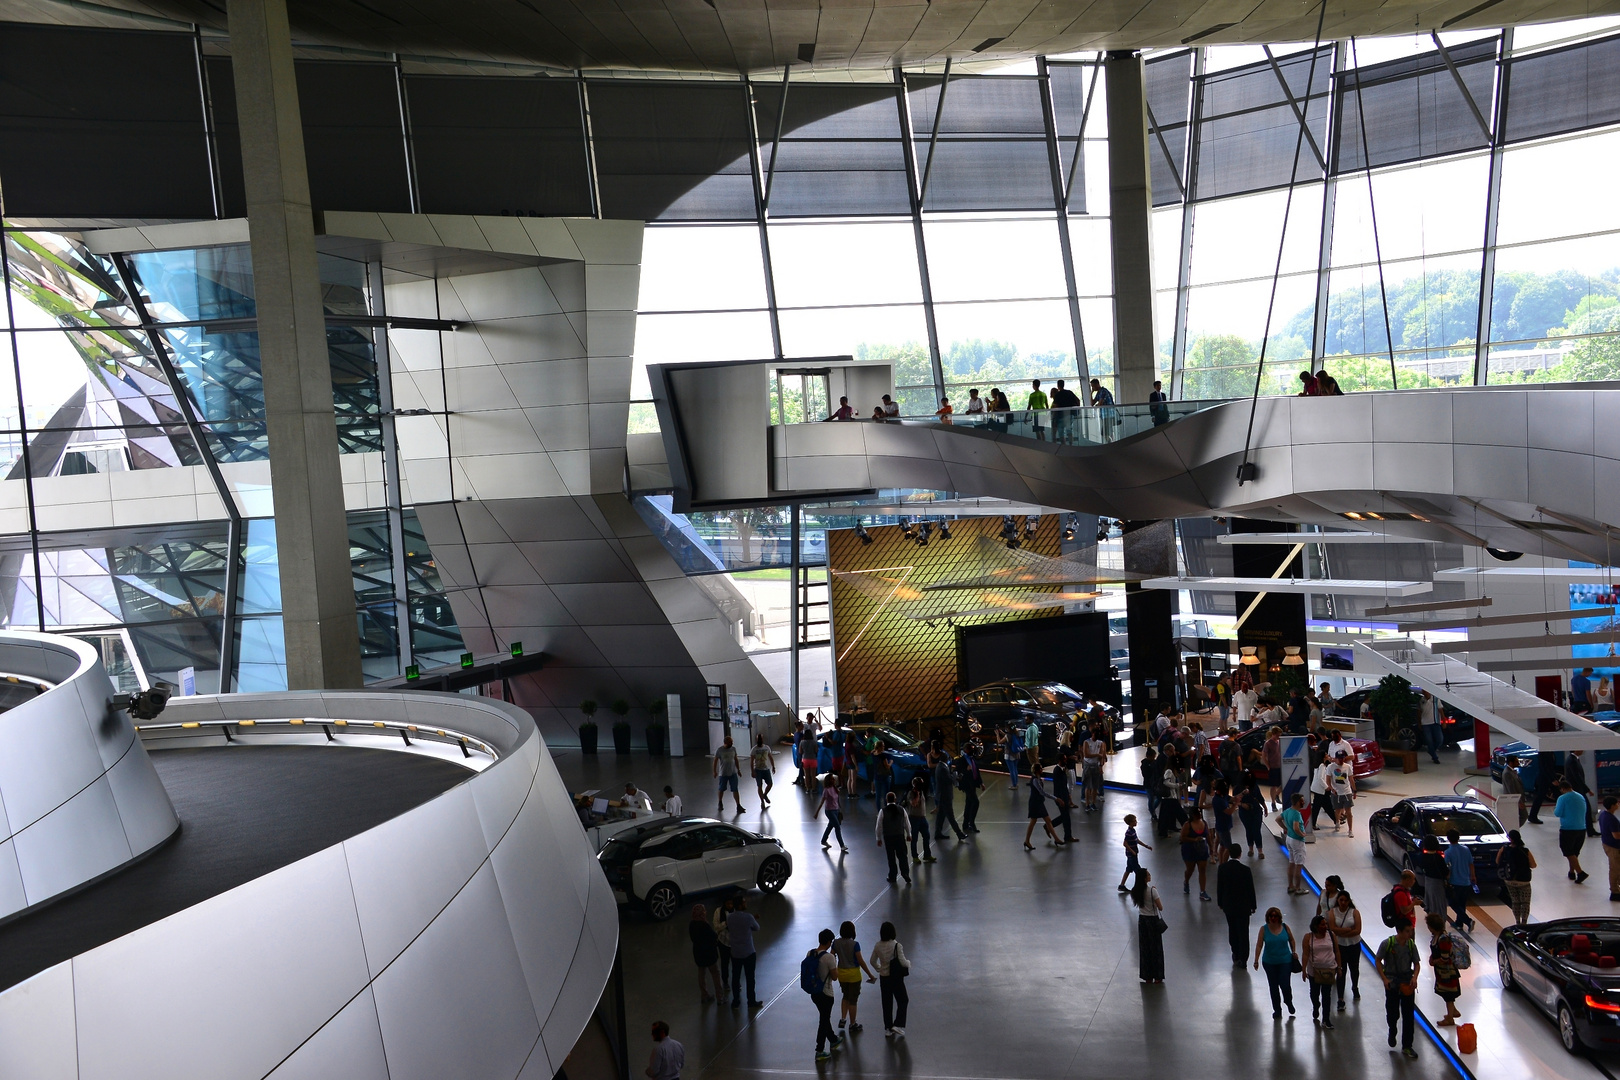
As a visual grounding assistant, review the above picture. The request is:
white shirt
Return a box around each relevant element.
[870,939,909,976]
[882,400,899,417]
[663,794,683,816]
[965,396,985,413]
[624,788,653,812]
[1310,763,1331,796]
[1419,696,1437,725]
[1233,689,1257,725]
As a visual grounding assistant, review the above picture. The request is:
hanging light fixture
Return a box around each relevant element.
[855,520,872,545]
[1281,646,1305,666]
[1239,646,1261,666]
[1061,515,1077,541]
[938,520,952,540]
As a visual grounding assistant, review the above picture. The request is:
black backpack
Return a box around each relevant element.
[1381,889,1400,928]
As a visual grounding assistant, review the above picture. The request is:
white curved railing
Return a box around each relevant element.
[0,688,618,1080]
[0,631,177,922]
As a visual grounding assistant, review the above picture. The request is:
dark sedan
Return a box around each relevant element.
[954,679,1119,764]
[1500,918,1620,1053]
[1368,795,1510,885]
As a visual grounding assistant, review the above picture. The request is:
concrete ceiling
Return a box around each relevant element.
[7,0,1620,74]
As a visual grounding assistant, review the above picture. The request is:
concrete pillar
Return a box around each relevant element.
[227,0,361,689]
[1105,51,1159,406]
[1122,519,1179,726]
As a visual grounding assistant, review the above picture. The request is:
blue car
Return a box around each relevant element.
[805,725,933,792]
[1491,713,1620,790]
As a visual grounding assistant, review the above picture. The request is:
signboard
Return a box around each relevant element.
[178,666,196,697]
[667,693,684,758]
[1280,735,1310,825]
[727,693,750,739]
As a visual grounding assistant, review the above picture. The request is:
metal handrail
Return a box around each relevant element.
[135,715,497,760]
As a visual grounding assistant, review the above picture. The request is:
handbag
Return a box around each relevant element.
[1289,956,1303,974]
[1156,916,1170,934]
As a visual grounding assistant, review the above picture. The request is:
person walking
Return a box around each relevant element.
[808,929,842,1062]
[713,897,734,999]
[1211,777,1235,863]
[1148,380,1170,425]
[1050,378,1081,443]
[1302,915,1342,1027]
[1026,379,1049,439]
[1132,869,1165,983]
[933,751,966,843]
[1308,752,1334,832]
[1180,812,1212,900]
[1376,920,1422,1058]
[876,791,913,885]
[1023,766,1064,849]
[815,773,848,852]
[1426,913,1463,1028]
[1329,889,1363,1006]
[1328,751,1356,836]
[728,896,762,1009]
[751,733,776,807]
[1444,832,1478,932]
[958,743,984,832]
[1263,728,1283,808]
[1556,778,1592,883]
[872,740,894,807]
[1051,753,1077,843]
[869,921,910,1037]
[1418,690,1442,764]
[1120,813,1151,892]
[832,920,877,1034]
[999,725,1022,790]
[1500,758,1526,827]
[1254,908,1299,1019]
[1216,844,1257,966]
[1600,795,1620,901]
[1280,793,1309,894]
[713,736,745,814]
[905,776,935,863]
[1141,745,1163,822]
[646,1021,685,1080]
[1497,829,1537,924]
[690,904,724,1004]
[1024,717,1042,773]
[1239,775,1266,859]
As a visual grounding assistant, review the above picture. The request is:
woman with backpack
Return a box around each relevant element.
[1301,914,1342,1027]
[869,920,910,1037]
[1131,868,1165,983]
[1497,828,1537,926]
[1426,912,1464,1026]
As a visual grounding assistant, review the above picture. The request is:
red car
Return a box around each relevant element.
[1200,720,1385,779]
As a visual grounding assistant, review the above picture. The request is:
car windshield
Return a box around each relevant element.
[869,727,917,749]
[1026,685,1083,710]
[600,837,639,865]
[1420,809,1502,837]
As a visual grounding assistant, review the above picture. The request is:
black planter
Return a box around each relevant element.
[646,724,667,757]
[612,723,632,755]
[580,726,599,754]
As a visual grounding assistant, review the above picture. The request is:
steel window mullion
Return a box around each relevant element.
[918,58,953,210]
[578,72,603,219]
[1169,49,1205,399]
[741,74,785,361]
[1259,45,1329,173]
[895,68,947,404]
[0,232,45,630]
[1312,41,1346,370]
[1430,32,1495,144]
[1474,29,1513,386]
[394,55,422,214]
[1039,56,1090,387]
[368,258,412,671]
[192,26,224,219]
[1064,56,1104,207]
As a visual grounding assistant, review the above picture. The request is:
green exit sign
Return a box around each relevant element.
[405,664,419,681]
[510,641,523,657]
[460,652,474,669]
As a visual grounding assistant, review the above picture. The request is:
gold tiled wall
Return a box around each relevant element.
[829,516,1063,723]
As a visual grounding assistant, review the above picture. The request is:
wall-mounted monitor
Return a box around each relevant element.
[1319,645,1355,671]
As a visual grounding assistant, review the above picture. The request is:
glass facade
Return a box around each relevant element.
[0,227,463,691]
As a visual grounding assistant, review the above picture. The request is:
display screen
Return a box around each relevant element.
[957,612,1116,703]
[1320,646,1355,670]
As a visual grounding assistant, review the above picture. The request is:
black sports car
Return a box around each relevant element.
[954,680,1120,764]
[1500,918,1620,1053]
[1367,795,1510,885]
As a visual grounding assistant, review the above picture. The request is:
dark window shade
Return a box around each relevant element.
[1333,36,1499,173]
[0,24,212,218]
[1047,62,1096,214]
[1503,33,1620,143]
[406,76,590,217]
[206,56,246,219]
[590,81,755,221]
[295,62,410,213]
[1191,46,1331,201]
[907,75,1053,211]
[1146,51,1193,206]
[755,83,911,216]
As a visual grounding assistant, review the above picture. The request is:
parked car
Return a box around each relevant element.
[1500,917,1620,1053]
[846,723,933,790]
[597,817,792,920]
[1205,719,1386,780]
[954,679,1121,764]
[1333,686,1469,745]
[1368,795,1510,884]
[1492,713,1620,790]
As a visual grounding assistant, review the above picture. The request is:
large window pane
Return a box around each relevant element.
[1323,253,1480,385]
[1488,234,1620,382]
[1187,186,1322,286]
[633,311,774,395]
[1181,272,1316,396]
[924,215,1067,302]
[778,305,929,365]
[1066,217,1113,297]
[1496,131,1620,247]
[933,299,1078,386]
[1330,154,1489,268]
[769,221,923,307]
[754,83,912,218]
[640,225,768,312]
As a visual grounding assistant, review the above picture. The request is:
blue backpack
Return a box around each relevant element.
[801,951,825,995]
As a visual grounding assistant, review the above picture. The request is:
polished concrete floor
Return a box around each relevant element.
[556,749,1468,1080]
[0,744,472,992]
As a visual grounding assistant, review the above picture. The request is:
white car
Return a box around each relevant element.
[597,817,793,920]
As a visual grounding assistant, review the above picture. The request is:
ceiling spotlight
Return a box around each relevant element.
[938,520,952,540]
[855,520,872,545]
[1025,515,1039,538]
[1000,516,1021,551]
[916,522,933,547]
[901,518,917,540]
[1097,517,1112,543]
[1061,515,1078,542]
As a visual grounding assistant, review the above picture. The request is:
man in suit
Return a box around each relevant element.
[1216,843,1257,965]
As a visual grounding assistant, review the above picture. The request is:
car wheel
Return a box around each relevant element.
[1369,828,1381,860]
[1498,945,1515,994]
[758,855,790,893]
[1559,1001,1586,1054]
[644,882,681,921]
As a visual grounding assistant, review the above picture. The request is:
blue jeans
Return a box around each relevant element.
[731,952,756,1005]
[875,774,891,805]
[821,810,844,847]
[1007,753,1020,788]
[1424,724,1443,762]
[1263,961,1295,1013]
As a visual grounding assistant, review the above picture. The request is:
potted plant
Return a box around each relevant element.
[1369,674,1419,747]
[579,700,599,754]
[646,699,668,757]
[610,699,632,755]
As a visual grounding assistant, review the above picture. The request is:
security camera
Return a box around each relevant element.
[113,682,174,721]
